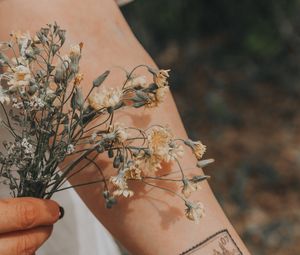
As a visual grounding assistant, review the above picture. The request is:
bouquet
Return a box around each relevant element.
[0,23,214,223]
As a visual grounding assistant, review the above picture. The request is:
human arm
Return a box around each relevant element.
[0,0,251,254]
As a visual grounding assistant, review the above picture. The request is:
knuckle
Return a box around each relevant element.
[16,200,39,229]
[16,234,36,255]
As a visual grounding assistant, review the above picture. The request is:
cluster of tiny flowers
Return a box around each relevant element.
[105,124,212,223]
[0,23,213,224]
[21,138,34,156]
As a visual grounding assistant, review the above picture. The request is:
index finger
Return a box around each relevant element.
[0,197,60,234]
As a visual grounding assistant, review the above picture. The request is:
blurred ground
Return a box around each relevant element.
[122,1,300,254]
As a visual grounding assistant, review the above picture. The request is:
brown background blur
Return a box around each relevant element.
[122,1,300,254]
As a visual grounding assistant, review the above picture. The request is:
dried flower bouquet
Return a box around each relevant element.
[0,23,213,223]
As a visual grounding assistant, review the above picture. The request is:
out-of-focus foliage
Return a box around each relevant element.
[122,1,300,255]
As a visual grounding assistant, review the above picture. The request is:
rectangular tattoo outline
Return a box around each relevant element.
[178,229,243,255]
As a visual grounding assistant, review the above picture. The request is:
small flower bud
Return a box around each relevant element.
[51,44,60,56]
[196,158,215,168]
[93,70,110,87]
[108,149,114,158]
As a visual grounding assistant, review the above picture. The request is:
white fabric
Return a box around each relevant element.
[38,186,121,255]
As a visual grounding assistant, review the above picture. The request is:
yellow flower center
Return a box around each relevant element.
[16,72,26,81]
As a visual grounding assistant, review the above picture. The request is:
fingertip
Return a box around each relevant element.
[41,199,61,223]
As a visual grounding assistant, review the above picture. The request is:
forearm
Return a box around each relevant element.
[0,0,250,254]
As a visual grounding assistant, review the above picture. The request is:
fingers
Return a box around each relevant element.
[0,198,60,234]
[0,225,53,255]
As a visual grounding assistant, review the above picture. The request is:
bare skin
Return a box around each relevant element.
[0,0,251,254]
[0,198,60,255]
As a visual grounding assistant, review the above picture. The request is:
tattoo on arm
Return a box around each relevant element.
[179,229,243,255]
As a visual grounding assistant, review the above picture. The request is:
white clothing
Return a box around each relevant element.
[38,186,122,255]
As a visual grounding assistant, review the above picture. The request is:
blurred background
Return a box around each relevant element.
[121,1,300,254]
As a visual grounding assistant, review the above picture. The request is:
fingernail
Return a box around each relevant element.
[59,206,65,219]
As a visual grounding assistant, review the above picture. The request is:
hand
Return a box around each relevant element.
[0,197,60,255]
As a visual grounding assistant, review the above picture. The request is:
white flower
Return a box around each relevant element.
[146,86,169,108]
[6,142,16,155]
[147,126,182,162]
[0,86,10,104]
[110,171,127,190]
[113,188,134,198]
[135,150,162,174]
[69,44,81,58]
[19,33,31,56]
[166,141,184,162]
[153,69,170,87]
[148,126,172,158]
[88,88,123,111]
[110,169,134,198]
[184,139,206,160]
[125,75,147,88]
[109,123,128,144]
[156,86,168,102]
[124,161,142,180]
[29,96,45,109]
[132,126,180,174]
[90,132,98,142]
[7,65,32,91]
[11,32,32,57]
[74,73,84,86]
[69,44,82,65]
[54,55,71,82]
[66,144,75,155]
[185,201,205,224]
[60,55,71,66]
[21,138,34,155]
[12,102,24,109]
[181,178,200,198]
